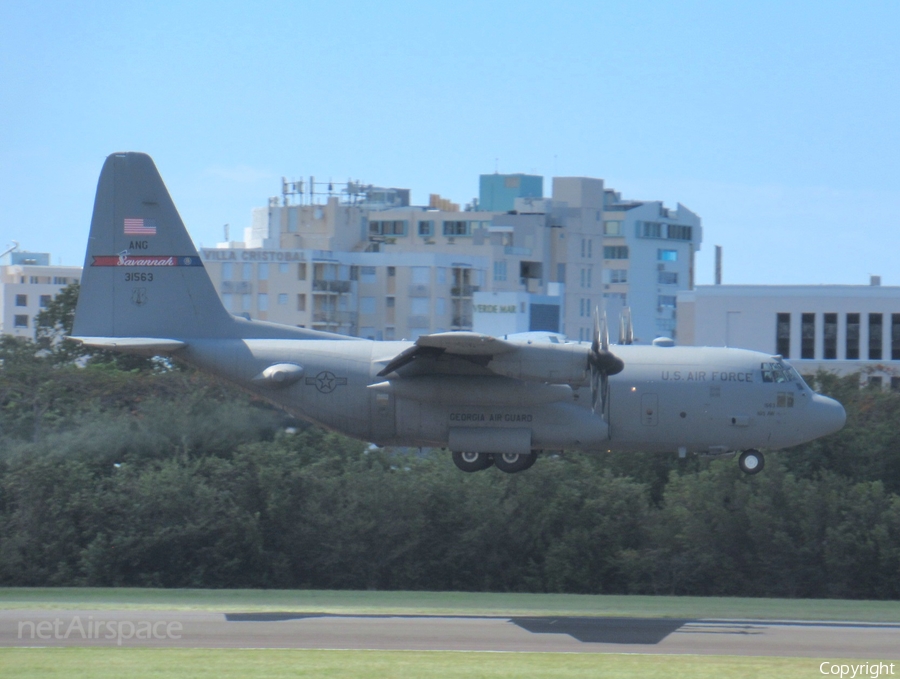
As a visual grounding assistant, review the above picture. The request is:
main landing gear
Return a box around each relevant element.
[452,451,537,473]
[738,449,765,475]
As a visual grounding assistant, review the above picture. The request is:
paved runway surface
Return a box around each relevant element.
[2,610,899,658]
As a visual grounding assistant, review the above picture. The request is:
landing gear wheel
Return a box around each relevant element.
[738,449,765,475]
[452,451,494,472]
[492,452,537,473]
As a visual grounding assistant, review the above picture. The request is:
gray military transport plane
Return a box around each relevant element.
[70,153,847,474]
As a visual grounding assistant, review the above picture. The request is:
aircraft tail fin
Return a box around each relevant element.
[72,152,237,340]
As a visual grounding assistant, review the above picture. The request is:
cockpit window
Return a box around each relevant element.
[761,362,793,383]
[762,361,808,391]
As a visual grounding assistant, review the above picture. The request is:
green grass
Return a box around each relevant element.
[0,648,847,679]
[0,588,898,622]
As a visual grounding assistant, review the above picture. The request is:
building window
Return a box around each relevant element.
[442,220,469,236]
[14,315,28,328]
[493,260,507,282]
[15,294,27,307]
[846,313,860,360]
[278,293,287,305]
[823,313,837,360]
[801,313,815,359]
[869,313,883,360]
[891,376,900,391]
[257,294,268,311]
[418,220,434,236]
[258,263,269,280]
[657,249,678,262]
[658,295,677,308]
[370,220,408,236]
[639,221,663,238]
[53,277,68,285]
[39,295,51,308]
[411,266,430,285]
[387,266,396,277]
[241,263,253,280]
[411,298,430,315]
[658,271,677,285]
[580,268,592,288]
[360,297,376,315]
[279,263,289,274]
[776,313,791,358]
[603,246,628,260]
[297,294,306,311]
[869,375,883,389]
[298,263,307,280]
[241,294,251,311]
[608,269,628,284]
[603,220,621,236]
[892,314,900,360]
[222,262,233,279]
[667,224,693,240]
[222,293,233,310]
[580,239,593,258]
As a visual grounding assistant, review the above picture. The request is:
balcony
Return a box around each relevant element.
[312,280,352,293]
[312,310,358,324]
[451,285,478,297]
[221,281,252,294]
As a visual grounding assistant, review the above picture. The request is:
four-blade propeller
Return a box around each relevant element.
[588,307,626,418]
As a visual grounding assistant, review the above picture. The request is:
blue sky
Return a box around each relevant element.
[2,1,898,284]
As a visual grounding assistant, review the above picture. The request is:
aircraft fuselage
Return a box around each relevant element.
[182,339,844,456]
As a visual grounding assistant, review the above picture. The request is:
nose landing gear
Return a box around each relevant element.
[738,449,765,475]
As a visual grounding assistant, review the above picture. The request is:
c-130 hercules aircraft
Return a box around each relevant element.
[71,153,846,474]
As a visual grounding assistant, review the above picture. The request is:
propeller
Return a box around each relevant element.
[588,306,625,417]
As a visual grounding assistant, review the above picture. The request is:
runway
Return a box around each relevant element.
[2,610,899,658]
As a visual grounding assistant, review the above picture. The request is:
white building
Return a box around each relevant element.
[0,249,82,339]
[677,282,900,387]
[200,174,703,343]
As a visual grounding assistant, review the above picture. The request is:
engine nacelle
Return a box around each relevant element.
[486,342,589,386]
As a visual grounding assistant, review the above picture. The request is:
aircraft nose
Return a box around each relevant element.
[810,393,846,437]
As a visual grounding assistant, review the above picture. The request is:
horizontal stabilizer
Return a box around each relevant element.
[68,337,186,355]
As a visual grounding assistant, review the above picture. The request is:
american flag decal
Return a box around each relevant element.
[124,218,157,235]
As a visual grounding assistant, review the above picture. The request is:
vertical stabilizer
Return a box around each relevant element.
[73,152,234,339]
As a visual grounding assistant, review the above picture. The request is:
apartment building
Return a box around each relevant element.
[200,173,703,343]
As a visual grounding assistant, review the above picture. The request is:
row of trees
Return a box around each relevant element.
[0,284,897,597]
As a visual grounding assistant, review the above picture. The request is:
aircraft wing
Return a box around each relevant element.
[376,331,591,386]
